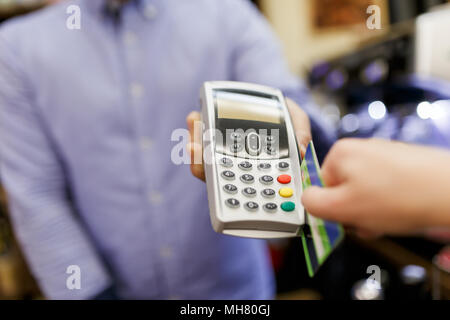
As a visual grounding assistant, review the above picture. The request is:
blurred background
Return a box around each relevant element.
[0,0,449,300]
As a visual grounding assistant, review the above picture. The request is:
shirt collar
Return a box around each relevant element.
[84,0,158,22]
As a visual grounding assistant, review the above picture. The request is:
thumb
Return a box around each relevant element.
[301,186,348,223]
[186,111,201,141]
[285,99,311,157]
[186,111,205,181]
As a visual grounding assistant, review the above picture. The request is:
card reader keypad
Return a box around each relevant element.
[245,201,259,212]
[264,203,278,213]
[240,174,255,184]
[259,175,274,185]
[220,157,233,168]
[221,170,235,180]
[277,162,289,170]
[262,188,276,198]
[220,157,297,214]
[225,198,240,208]
[242,187,257,197]
[258,163,271,171]
[223,184,238,194]
[238,161,253,171]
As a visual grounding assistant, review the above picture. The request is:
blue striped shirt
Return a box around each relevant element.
[0,0,333,299]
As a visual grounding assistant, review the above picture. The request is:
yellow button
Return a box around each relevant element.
[279,187,294,198]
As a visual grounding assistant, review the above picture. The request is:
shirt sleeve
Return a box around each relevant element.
[223,0,336,162]
[0,33,112,299]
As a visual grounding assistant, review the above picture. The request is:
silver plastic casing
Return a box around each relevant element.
[200,81,305,239]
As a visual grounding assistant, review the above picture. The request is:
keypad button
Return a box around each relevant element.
[260,175,274,185]
[240,174,255,184]
[220,157,233,168]
[258,163,271,171]
[263,203,278,213]
[245,202,259,212]
[266,145,277,155]
[221,171,235,180]
[281,201,296,212]
[223,184,238,194]
[238,161,252,171]
[242,187,257,197]
[261,188,276,198]
[225,198,240,208]
[279,187,294,198]
[278,162,289,171]
[230,143,244,153]
[277,174,291,184]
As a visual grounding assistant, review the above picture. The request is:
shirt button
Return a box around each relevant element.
[160,246,173,258]
[148,191,164,205]
[140,137,154,150]
[123,31,137,45]
[130,82,144,99]
[143,4,158,20]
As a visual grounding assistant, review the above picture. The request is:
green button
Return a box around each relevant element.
[281,201,295,212]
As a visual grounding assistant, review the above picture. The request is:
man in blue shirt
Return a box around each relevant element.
[0,0,333,299]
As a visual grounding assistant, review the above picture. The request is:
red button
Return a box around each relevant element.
[277,174,291,184]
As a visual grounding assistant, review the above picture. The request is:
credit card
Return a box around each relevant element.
[300,141,344,277]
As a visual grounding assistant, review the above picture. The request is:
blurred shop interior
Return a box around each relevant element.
[0,0,450,300]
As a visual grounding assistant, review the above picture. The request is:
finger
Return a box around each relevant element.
[186,111,205,181]
[285,99,312,156]
[188,142,206,181]
[301,186,349,223]
[319,139,355,187]
[320,154,344,187]
[186,111,201,143]
[187,111,203,163]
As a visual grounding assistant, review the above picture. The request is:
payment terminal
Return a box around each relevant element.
[200,81,305,239]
